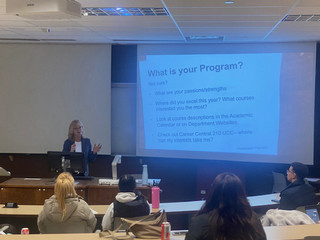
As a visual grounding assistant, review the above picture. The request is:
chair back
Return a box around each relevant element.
[272,171,287,193]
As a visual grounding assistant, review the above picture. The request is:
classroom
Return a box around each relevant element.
[1,0,320,239]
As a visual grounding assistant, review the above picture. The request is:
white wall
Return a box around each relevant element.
[0,43,111,154]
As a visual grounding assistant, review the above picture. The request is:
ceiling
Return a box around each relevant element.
[1,0,320,44]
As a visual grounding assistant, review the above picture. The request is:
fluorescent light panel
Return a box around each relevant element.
[82,7,169,16]
[283,14,320,22]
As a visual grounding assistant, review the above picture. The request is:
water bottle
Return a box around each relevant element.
[61,156,66,172]
[142,165,148,185]
[152,186,160,209]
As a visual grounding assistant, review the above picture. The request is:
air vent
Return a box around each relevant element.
[0,38,40,41]
[40,39,76,41]
[82,7,168,16]
[282,15,320,22]
[186,36,225,42]
[112,39,184,43]
[0,38,76,42]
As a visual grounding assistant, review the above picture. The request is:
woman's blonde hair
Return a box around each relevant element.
[54,172,77,219]
[67,120,84,140]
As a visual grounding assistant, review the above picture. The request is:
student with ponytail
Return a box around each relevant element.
[37,172,96,233]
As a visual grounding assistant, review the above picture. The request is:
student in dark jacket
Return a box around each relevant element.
[279,162,316,210]
[101,175,150,230]
[186,172,266,240]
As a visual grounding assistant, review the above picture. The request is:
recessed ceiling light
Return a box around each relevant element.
[224,1,234,4]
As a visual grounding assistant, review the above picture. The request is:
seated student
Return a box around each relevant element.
[279,162,316,210]
[101,175,150,231]
[37,172,97,233]
[185,172,266,240]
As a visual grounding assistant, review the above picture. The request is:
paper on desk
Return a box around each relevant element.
[91,208,98,214]
[305,178,320,182]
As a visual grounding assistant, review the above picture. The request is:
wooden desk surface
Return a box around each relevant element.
[0,177,108,188]
[0,233,186,240]
[159,193,279,213]
[0,225,319,240]
[0,193,278,217]
[264,224,320,240]
[0,178,151,205]
[0,205,108,217]
[0,233,103,240]
[0,177,149,188]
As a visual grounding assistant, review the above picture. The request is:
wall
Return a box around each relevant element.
[0,43,111,154]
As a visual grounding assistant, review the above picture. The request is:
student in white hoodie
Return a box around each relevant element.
[37,172,97,233]
[101,175,150,231]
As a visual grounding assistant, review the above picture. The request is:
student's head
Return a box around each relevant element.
[54,172,77,219]
[202,172,249,214]
[68,120,84,140]
[287,162,308,182]
[199,173,264,239]
[118,175,136,192]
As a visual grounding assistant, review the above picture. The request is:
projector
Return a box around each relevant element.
[6,0,82,19]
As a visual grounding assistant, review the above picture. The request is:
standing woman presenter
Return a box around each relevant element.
[63,120,102,176]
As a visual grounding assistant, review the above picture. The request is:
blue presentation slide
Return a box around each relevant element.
[139,53,282,155]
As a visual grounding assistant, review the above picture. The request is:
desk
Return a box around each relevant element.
[0,225,319,240]
[0,193,279,233]
[0,193,278,216]
[264,224,320,240]
[0,233,184,240]
[0,204,109,234]
[0,178,86,205]
[0,233,104,240]
[0,178,151,205]
[306,178,320,193]
[159,193,279,214]
[0,205,108,217]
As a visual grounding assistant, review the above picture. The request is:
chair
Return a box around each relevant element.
[272,171,287,193]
